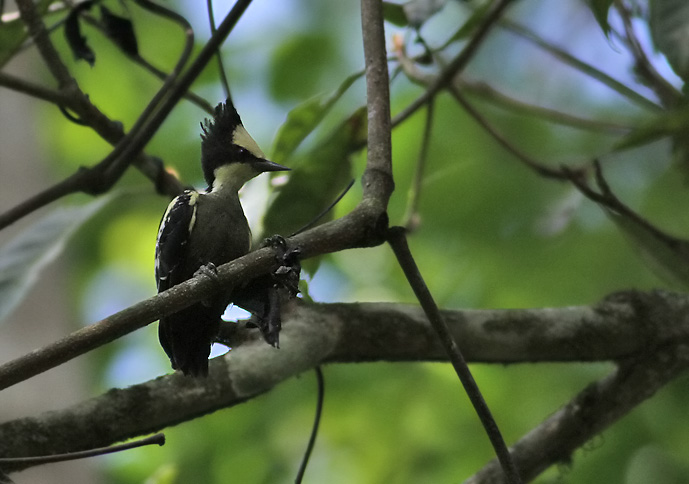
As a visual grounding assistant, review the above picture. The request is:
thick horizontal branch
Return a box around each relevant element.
[1,289,689,470]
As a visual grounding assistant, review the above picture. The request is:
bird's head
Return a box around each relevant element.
[201,100,289,192]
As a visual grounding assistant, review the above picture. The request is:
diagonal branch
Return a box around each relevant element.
[0,0,254,231]
[467,342,689,483]
[392,0,514,128]
[0,201,388,391]
[388,227,522,484]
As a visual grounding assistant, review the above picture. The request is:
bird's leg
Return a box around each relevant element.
[262,235,302,297]
[241,235,302,347]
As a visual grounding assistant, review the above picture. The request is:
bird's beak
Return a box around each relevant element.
[251,159,290,173]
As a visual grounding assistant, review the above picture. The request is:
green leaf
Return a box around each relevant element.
[271,72,362,165]
[0,0,54,68]
[650,0,689,81]
[262,107,367,273]
[382,2,409,27]
[268,32,338,102]
[0,196,112,324]
[586,0,614,36]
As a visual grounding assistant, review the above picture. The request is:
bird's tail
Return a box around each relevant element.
[159,304,221,377]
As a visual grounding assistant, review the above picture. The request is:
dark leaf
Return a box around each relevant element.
[100,6,139,57]
[64,1,95,66]
[585,0,614,36]
[382,2,409,26]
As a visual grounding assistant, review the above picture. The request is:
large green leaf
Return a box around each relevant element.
[0,196,112,323]
[271,72,362,166]
[650,0,689,82]
[262,107,366,271]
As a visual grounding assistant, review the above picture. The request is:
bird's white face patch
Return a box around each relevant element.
[233,125,265,158]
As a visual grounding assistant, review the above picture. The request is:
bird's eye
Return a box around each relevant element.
[236,147,248,156]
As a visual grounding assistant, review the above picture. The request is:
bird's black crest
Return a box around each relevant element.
[200,100,244,186]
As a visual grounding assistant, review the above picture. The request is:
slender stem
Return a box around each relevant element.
[458,79,633,133]
[207,0,231,99]
[16,0,74,89]
[0,71,71,105]
[99,0,254,183]
[387,227,522,484]
[403,99,434,230]
[498,17,662,112]
[0,1,253,231]
[0,434,164,466]
[392,0,514,128]
[294,367,324,484]
[448,86,567,180]
[97,0,196,182]
[613,0,681,108]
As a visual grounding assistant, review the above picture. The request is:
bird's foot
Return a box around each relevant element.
[262,235,301,298]
[194,262,219,280]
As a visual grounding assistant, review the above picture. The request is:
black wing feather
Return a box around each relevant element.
[155,191,197,292]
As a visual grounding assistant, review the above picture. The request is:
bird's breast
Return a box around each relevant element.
[186,193,251,269]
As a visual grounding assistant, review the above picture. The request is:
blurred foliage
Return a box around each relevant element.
[4,0,689,482]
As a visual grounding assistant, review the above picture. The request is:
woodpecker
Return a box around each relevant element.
[155,100,289,377]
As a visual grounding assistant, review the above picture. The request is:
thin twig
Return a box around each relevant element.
[498,17,662,112]
[92,0,196,185]
[16,0,74,89]
[0,0,254,231]
[0,71,72,105]
[613,0,682,108]
[95,0,255,185]
[387,227,522,484]
[207,0,231,99]
[403,99,434,231]
[391,0,514,128]
[294,367,324,484]
[448,86,568,180]
[0,434,164,466]
[458,78,633,134]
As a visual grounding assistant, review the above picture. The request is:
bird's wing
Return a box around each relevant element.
[155,190,199,293]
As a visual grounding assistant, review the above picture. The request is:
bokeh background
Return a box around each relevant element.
[2,0,689,482]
